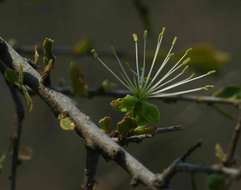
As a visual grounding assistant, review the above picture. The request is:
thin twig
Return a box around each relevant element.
[83,147,100,190]
[175,163,241,179]
[7,86,25,190]
[112,125,183,144]
[160,141,202,187]
[15,45,129,58]
[55,87,241,107]
[225,106,241,166]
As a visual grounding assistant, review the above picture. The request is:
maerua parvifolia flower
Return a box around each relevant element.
[92,28,215,127]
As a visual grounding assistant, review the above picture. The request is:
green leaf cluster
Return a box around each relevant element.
[111,95,160,126]
[4,64,32,112]
[98,95,160,139]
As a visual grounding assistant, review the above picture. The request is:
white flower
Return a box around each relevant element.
[92,28,215,99]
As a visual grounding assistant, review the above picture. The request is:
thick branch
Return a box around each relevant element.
[0,37,163,189]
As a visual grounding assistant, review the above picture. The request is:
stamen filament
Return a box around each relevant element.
[150,85,213,97]
[133,33,140,86]
[151,70,215,94]
[91,49,131,90]
[112,47,135,90]
[144,27,165,88]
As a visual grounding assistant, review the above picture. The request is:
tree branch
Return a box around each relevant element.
[83,147,100,190]
[55,87,241,107]
[112,125,183,145]
[0,37,163,190]
[225,106,241,166]
[1,37,240,190]
[7,86,25,190]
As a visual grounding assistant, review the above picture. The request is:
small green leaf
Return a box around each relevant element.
[99,116,112,133]
[4,68,18,84]
[33,46,40,65]
[134,101,160,125]
[208,174,225,190]
[132,126,154,135]
[8,38,17,47]
[43,37,54,65]
[187,44,229,74]
[111,95,139,113]
[18,145,32,161]
[214,86,241,100]
[21,86,33,112]
[215,144,227,163]
[117,116,137,137]
[69,62,88,96]
[73,38,92,55]
[101,79,116,92]
[58,114,75,131]
[18,64,24,84]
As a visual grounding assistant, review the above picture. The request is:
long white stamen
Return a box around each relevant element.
[140,30,148,87]
[91,49,131,90]
[149,57,191,92]
[144,27,165,88]
[166,48,192,75]
[146,36,177,90]
[93,29,214,99]
[152,70,215,94]
[133,33,140,87]
[147,49,191,93]
[150,65,189,94]
[150,85,213,97]
[112,48,135,90]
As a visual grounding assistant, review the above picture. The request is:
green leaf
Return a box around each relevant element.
[208,174,225,190]
[214,86,241,100]
[132,126,154,135]
[117,116,137,137]
[215,144,227,163]
[187,44,229,74]
[43,37,54,65]
[58,114,75,131]
[18,145,32,161]
[0,154,6,174]
[133,101,160,125]
[111,95,139,113]
[4,68,18,84]
[73,38,92,55]
[21,86,33,112]
[98,116,112,133]
[18,64,24,84]
[69,62,88,96]
[101,79,116,92]
[33,46,40,65]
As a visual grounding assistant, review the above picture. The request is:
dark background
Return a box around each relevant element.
[0,0,241,189]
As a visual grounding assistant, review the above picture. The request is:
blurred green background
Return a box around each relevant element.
[0,0,241,189]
